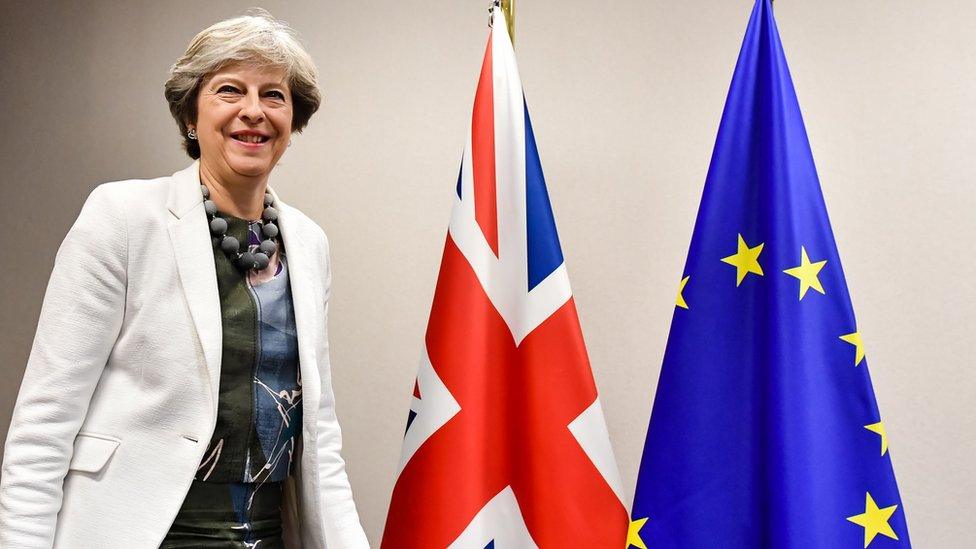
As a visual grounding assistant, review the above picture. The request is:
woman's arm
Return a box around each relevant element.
[0,184,128,548]
[313,228,370,548]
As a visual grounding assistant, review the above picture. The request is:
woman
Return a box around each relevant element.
[0,9,369,549]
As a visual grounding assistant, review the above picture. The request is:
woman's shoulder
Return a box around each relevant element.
[90,174,171,208]
[82,168,188,227]
[59,175,171,266]
[68,171,183,251]
[276,201,332,277]
[278,201,328,245]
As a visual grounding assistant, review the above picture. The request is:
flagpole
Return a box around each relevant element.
[502,0,515,45]
[489,0,516,46]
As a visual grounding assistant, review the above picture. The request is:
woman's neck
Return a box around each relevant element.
[198,161,268,221]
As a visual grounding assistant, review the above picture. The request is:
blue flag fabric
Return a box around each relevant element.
[629,1,911,548]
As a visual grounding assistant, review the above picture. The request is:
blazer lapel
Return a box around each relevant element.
[167,160,222,410]
[271,190,322,425]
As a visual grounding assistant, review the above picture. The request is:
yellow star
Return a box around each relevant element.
[846,492,899,547]
[721,234,765,286]
[865,421,889,456]
[627,517,649,549]
[840,331,866,366]
[676,276,690,309]
[783,246,827,300]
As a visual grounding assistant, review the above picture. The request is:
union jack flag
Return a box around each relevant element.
[382,6,627,548]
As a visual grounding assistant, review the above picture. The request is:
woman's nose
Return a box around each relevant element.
[239,92,264,122]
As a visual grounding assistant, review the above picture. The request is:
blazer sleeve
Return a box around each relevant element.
[313,228,370,548]
[0,184,127,548]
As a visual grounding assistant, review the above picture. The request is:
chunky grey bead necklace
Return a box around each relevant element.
[201,184,280,272]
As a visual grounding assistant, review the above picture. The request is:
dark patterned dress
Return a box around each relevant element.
[162,212,303,548]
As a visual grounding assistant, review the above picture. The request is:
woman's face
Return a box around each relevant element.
[192,62,293,181]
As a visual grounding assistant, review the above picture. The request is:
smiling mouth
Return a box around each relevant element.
[231,135,270,143]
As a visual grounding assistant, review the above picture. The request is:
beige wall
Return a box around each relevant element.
[2,0,974,545]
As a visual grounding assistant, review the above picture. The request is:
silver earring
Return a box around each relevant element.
[187,128,197,140]
[288,140,292,147]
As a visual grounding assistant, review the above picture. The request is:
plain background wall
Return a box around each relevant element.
[2,0,974,545]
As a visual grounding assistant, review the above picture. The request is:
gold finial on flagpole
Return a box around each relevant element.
[502,0,515,45]
[488,0,516,46]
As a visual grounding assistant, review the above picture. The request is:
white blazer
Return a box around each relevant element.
[0,161,369,548]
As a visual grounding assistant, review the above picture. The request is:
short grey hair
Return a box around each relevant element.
[164,8,322,159]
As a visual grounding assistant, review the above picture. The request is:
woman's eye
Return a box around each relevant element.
[217,85,240,94]
[267,91,285,99]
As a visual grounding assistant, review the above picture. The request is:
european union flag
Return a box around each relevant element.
[628,1,911,548]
